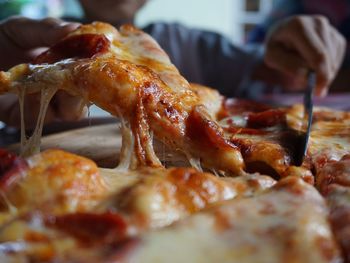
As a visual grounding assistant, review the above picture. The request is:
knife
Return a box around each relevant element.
[293,72,315,166]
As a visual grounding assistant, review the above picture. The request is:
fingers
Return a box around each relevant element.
[1,16,80,49]
[265,15,346,96]
[265,43,308,90]
[53,91,87,122]
[0,16,80,70]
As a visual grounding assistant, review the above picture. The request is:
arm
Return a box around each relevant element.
[144,23,262,98]
[146,17,346,98]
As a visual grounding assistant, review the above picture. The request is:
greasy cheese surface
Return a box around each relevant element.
[0,22,243,174]
[218,100,350,184]
[0,149,107,214]
[327,185,350,262]
[316,155,350,195]
[0,149,276,262]
[314,155,350,261]
[124,177,341,263]
[219,100,313,182]
[0,21,349,262]
[110,167,275,229]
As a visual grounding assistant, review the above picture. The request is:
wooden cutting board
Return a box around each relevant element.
[8,124,122,168]
[8,123,189,168]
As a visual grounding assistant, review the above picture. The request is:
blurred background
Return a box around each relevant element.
[0,0,277,119]
[0,0,276,44]
[1,0,349,136]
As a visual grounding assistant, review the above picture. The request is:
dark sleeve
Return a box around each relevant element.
[143,23,264,98]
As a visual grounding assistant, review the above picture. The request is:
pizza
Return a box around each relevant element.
[0,22,349,262]
[0,23,243,174]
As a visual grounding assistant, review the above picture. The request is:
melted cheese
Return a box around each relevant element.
[16,86,27,149]
[0,150,108,215]
[0,22,244,173]
[0,22,349,262]
[110,168,275,230]
[116,118,136,171]
[19,86,58,157]
[327,185,350,261]
[316,155,350,195]
[125,177,341,263]
[0,152,277,262]
[310,122,350,163]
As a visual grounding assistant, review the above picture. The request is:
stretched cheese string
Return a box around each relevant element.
[86,103,92,127]
[115,116,135,171]
[20,86,57,157]
[211,169,220,177]
[146,130,162,167]
[0,192,17,214]
[186,154,203,172]
[16,87,27,148]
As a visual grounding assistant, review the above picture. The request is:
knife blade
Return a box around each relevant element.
[293,72,315,166]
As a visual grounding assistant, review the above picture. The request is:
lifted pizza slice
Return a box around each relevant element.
[0,22,243,174]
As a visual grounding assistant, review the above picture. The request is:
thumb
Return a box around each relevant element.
[1,16,80,49]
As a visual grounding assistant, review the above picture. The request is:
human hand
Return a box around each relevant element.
[0,16,85,128]
[0,16,80,70]
[264,15,346,96]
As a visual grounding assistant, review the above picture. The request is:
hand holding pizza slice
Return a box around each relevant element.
[0,22,244,174]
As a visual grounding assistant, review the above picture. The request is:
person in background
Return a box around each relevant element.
[0,1,346,132]
[76,0,346,97]
[248,0,350,93]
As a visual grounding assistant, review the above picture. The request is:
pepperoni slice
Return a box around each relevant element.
[247,109,286,128]
[219,99,271,119]
[0,149,27,190]
[186,106,236,150]
[34,34,110,64]
[47,212,128,245]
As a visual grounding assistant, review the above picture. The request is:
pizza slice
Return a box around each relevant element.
[0,148,277,262]
[327,185,350,262]
[218,99,314,182]
[0,149,109,225]
[108,177,342,263]
[309,110,350,173]
[0,149,274,227]
[314,155,350,261]
[217,99,350,184]
[109,167,275,230]
[0,22,243,174]
[1,149,340,263]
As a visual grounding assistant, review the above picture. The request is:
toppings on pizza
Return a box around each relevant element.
[0,149,107,214]
[0,150,276,262]
[0,22,244,174]
[119,177,342,263]
[327,185,350,262]
[0,21,349,262]
[219,99,314,182]
[47,212,128,245]
[316,154,350,195]
[34,33,111,64]
[112,167,275,229]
